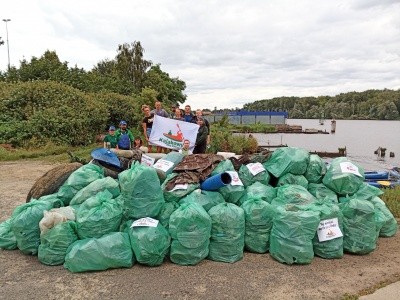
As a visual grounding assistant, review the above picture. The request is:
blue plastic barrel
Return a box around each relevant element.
[201,172,232,191]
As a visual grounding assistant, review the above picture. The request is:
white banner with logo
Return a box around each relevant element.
[149,115,199,150]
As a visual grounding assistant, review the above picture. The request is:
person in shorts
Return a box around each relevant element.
[142,105,154,153]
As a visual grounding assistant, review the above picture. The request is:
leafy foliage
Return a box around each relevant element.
[0,81,108,146]
[208,126,258,154]
[243,89,400,120]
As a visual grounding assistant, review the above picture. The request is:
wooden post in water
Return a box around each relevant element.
[331,119,336,133]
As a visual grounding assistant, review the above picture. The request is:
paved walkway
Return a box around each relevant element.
[360,281,400,300]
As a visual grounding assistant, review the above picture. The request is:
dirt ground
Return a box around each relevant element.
[0,161,399,300]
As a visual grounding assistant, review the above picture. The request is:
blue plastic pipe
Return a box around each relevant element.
[201,172,232,191]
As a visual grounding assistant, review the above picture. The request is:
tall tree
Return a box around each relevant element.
[115,41,152,92]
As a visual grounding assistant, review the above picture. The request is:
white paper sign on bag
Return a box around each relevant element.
[153,159,174,172]
[246,162,266,176]
[226,171,244,186]
[131,217,159,228]
[339,162,362,177]
[170,184,189,191]
[141,154,155,167]
[317,218,343,242]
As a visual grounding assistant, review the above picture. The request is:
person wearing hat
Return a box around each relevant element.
[115,120,135,150]
[193,116,209,154]
[103,125,118,149]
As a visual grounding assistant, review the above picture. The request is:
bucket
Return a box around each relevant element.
[201,172,232,191]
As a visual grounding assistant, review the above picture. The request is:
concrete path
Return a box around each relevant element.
[360,281,400,300]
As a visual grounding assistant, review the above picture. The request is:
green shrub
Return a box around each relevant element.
[209,127,258,154]
[0,81,108,146]
[381,186,400,218]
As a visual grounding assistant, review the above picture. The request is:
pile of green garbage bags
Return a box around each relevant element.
[0,147,398,273]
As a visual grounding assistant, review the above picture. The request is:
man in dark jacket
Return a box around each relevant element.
[193,117,208,154]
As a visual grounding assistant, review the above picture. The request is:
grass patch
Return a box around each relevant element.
[340,294,358,300]
[231,123,276,133]
[0,143,98,163]
[381,186,400,218]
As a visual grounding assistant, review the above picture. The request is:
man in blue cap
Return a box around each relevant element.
[115,120,134,150]
[103,125,118,149]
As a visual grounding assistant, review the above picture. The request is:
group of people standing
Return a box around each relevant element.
[103,100,211,155]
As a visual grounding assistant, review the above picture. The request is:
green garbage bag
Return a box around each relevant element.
[153,151,184,183]
[70,177,120,205]
[241,199,275,253]
[161,173,199,203]
[170,239,209,266]
[304,154,327,184]
[11,199,54,255]
[119,162,164,219]
[64,232,133,273]
[269,205,320,264]
[308,183,338,204]
[348,182,383,201]
[340,198,377,254]
[240,182,276,206]
[157,201,179,229]
[76,190,123,239]
[179,189,225,212]
[369,197,397,238]
[310,203,344,259]
[37,193,64,208]
[169,202,211,265]
[323,157,364,196]
[264,147,310,177]
[238,163,270,187]
[211,159,235,176]
[57,164,104,205]
[218,171,246,205]
[0,218,17,250]
[38,221,78,265]
[277,173,308,188]
[125,218,171,266]
[272,185,316,207]
[208,203,245,263]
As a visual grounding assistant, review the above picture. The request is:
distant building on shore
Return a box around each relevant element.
[204,111,288,125]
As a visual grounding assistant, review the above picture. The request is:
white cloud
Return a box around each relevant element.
[1,0,399,109]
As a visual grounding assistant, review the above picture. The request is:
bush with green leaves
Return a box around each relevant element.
[0,81,108,146]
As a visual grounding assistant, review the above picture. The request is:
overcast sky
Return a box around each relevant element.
[1,0,399,109]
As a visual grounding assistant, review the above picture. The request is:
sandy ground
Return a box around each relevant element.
[0,161,399,300]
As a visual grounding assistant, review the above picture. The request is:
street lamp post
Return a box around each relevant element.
[2,19,11,70]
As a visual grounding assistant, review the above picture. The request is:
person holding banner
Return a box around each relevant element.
[193,117,209,154]
[152,100,169,153]
[142,105,154,153]
[172,107,185,121]
[151,100,169,118]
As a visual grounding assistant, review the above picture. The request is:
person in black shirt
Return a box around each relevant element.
[142,105,154,153]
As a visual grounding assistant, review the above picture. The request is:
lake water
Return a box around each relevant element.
[251,119,400,171]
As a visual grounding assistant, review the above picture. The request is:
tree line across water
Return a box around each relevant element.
[242,89,400,120]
